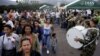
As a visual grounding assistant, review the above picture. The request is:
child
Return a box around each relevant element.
[51,33,57,54]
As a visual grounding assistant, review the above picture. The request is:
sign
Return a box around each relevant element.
[80,1,94,6]
[67,0,100,9]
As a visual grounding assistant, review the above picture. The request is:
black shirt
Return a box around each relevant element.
[17,50,41,56]
[0,20,3,32]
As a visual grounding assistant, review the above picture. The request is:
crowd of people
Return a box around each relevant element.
[61,9,100,30]
[0,9,100,56]
[0,9,58,56]
[64,9,100,56]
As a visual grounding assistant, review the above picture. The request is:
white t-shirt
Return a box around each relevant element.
[56,12,60,18]
[51,12,55,17]
[86,9,92,15]
[0,33,19,50]
[14,12,20,19]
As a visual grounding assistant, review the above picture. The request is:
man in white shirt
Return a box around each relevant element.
[86,9,92,19]
[55,11,61,24]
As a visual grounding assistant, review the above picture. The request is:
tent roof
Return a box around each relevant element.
[67,0,100,9]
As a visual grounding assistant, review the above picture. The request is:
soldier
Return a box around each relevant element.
[75,29,98,56]
[75,19,99,56]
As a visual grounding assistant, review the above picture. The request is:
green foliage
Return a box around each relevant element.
[0,3,52,13]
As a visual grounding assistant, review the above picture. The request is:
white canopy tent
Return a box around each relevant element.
[39,5,48,9]
[63,0,80,9]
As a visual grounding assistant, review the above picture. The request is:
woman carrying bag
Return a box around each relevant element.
[0,25,20,56]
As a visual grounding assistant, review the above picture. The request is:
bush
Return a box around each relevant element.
[0,3,52,13]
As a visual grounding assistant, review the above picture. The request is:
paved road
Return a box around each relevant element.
[93,39,100,56]
[43,26,81,56]
[43,25,100,56]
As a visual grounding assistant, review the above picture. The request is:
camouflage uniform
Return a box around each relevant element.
[79,29,98,56]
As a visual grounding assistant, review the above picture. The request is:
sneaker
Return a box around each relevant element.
[46,50,50,54]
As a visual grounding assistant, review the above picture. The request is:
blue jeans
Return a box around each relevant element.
[43,34,51,49]
[55,18,60,24]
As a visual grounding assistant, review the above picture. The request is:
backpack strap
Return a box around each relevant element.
[2,35,5,48]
